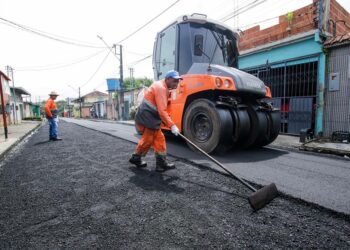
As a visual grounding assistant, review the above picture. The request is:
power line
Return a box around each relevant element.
[129,55,152,66]
[117,0,180,44]
[125,49,151,57]
[0,16,106,49]
[80,49,113,88]
[238,1,316,30]
[15,49,108,71]
[239,15,280,30]
[221,0,267,22]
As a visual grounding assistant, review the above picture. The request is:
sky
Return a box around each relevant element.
[1,0,349,101]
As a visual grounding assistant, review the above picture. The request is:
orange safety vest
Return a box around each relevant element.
[135,80,174,129]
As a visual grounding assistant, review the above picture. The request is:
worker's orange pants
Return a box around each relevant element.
[135,124,166,156]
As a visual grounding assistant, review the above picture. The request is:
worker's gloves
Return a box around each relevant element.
[171,125,180,136]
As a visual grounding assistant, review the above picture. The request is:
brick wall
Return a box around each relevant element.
[239,0,350,52]
[329,0,350,36]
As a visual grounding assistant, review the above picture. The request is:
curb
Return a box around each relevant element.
[0,122,42,161]
[300,144,350,158]
[115,121,134,127]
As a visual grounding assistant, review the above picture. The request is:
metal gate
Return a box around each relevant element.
[245,59,318,134]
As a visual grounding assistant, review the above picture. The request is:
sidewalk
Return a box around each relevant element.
[270,134,350,158]
[0,121,42,158]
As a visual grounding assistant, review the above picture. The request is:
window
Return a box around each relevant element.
[157,24,176,79]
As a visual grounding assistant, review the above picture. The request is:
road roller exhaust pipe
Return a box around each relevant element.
[179,133,278,211]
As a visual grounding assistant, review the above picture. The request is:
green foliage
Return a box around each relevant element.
[55,100,67,116]
[23,117,42,121]
[123,77,153,90]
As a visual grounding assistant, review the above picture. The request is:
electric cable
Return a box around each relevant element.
[129,55,152,66]
[117,0,180,44]
[221,0,267,22]
[80,49,113,88]
[15,49,107,71]
[0,17,106,49]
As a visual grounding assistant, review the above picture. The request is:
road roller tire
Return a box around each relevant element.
[265,110,280,144]
[183,99,233,153]
[242,105,269,148]
[230,107,251,148]
[244,106,281,148]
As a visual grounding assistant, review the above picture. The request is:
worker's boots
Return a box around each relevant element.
[129,154,147,168]
[155,154,175,172]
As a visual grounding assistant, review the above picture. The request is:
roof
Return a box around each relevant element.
[10,86,31,95]
[81,90,108,98]
[324,33,350,48]
[0,71,11,81]
[71,90,108,103]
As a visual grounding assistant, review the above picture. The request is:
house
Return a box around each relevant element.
[64,97,74,117]
[9,86,31,124]
[123,87,146,120]
[323,33,350,137]
[105,78,146,120]
[23,101,41,118]
[0,70,11,129]
[72,90,109,118]
[238,0,350,136]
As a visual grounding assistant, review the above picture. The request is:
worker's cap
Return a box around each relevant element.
[49,91,59,96]
[165,70,183,80]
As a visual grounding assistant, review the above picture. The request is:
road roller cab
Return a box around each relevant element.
[153,13,280,153]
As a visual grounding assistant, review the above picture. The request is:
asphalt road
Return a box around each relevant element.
[63,118,350,215]
[0,121,349,249]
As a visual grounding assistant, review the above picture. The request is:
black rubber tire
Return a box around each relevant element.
[183,99,233,153]
[230,108,251,148]
[242,105,269,148]
[265,109,280,144]
[250,108,281,147]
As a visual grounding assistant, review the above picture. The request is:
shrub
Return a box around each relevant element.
[23,117,42,121]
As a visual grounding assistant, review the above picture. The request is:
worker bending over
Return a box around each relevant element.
[129,70,181,172]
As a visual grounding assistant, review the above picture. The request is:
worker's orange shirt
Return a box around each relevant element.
[45,98,57,118]
[144,80,174,128]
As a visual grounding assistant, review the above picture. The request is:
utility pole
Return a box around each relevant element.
[96,36,124,120]
[119,44,125,120]
[113,44,119,120]
[129,67,134,107]
[0,71,9,139]
[79,87,82,118]
[6,66,17,124]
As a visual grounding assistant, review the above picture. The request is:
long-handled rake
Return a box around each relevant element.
[179,133,278,211]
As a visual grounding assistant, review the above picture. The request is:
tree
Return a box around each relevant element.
[123,77,152,90]
[55,100,67,116]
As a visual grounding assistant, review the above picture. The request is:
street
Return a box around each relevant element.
[0,121,349,249]
[64,118,350,215]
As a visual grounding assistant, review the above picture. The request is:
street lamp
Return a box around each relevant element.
[68,85,82,118]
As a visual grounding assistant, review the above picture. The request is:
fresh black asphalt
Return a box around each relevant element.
[63,118,350,214]
[0,121,349,249]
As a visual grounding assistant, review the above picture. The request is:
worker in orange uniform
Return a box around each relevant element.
[129,70,181,172]
[45,91,62,141]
